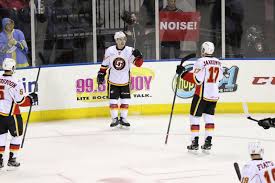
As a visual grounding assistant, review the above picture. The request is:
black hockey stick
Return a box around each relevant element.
[242,102,259,123]
[21,53,43,148]
[234,162,241,181]
[165,53,196,144]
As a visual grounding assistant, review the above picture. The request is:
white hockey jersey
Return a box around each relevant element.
[183,56,223,101]
[0,74,30,116]
[101,45,136,85]
[241,160,275,183]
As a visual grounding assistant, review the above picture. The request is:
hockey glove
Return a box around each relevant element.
[258,118,271,129]
[97,71,106,85]
[133,49,142,58]
[28,92,38,104]
[176,65,185,75]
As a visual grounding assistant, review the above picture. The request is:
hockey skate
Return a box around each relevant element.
[119,117,130,127]
[187,137,199,151]
[110,117,120,127]
[7,153,20,168]
[7,158,20,167]
[201,136,212,151]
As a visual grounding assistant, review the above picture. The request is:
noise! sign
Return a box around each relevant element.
[159,12,200,41]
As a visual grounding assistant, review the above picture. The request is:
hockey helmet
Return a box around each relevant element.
[248,142,264,157]
[114,31,126,40]
[201,41,215,55]
[2,58,16,72]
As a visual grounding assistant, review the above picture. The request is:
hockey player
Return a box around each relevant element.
[0,58,38,169]
[257,117,275,129]
[97,31,143,127]
[176,41,223,151]
[241,142,275,183]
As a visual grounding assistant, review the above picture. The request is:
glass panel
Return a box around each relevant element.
[241,0,275,58]
[96,0,156,62]
[159,0,221,59]
[0,2,31,68]
[35,0,93,65]
[197,0,222,58]
[225,0,244,58]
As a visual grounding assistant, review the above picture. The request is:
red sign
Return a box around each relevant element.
[159,12,200,41]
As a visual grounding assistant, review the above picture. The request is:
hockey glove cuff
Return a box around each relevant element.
[176,65,185,75]
[97,71,106,85]
[28,92,38,104]
[133,49,142,58]
[258,118,271,129]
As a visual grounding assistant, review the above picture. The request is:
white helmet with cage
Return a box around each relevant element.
[2,58,16,72]
[201,41,215,55]
[248,142,264,157]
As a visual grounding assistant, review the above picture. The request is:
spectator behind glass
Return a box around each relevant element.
[225,0,244,58]
[0,18,28,68]
[122,11,145,58]
[160,0,183,59]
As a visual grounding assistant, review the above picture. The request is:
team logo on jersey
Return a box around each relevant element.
[172,64,239,99]
[113,57,126,70]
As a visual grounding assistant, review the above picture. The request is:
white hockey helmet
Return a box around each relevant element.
[2,58,16,72]
[248,142,264,157]
[201,41,215,55]
[114,31,126,40]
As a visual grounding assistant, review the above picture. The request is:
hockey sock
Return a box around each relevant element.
[109,99,119,119]
[0,133,7,157]
[205,123,215,138]
[190,125,200,141]
[9,136,21,158]
[204,114,215,139]
[190,115,200,141]
[120,99,130,120]
[120,104,129,119]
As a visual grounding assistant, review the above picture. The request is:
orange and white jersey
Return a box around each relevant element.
[191,56,223,101]
[101,45,135,86]
[241,160,275,183]
[0,74,30,115]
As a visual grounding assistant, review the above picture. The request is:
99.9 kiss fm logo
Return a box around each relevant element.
[172,64,239,99]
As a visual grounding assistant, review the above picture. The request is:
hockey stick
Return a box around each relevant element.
[165,53,196,144]
[242,102,259,123]
[132,27,136,49]
[21,53,43,148]
[234,162,241,181]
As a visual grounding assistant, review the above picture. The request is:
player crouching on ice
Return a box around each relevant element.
[97,31,143,127]
[176,42,223,151]
[0,58,38,169]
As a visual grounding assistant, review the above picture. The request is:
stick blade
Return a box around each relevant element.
[242,101,250,118]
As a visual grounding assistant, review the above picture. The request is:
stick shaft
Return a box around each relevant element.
[21,67,41,148]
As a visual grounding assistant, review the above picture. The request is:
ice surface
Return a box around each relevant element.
[0,114,274,183]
